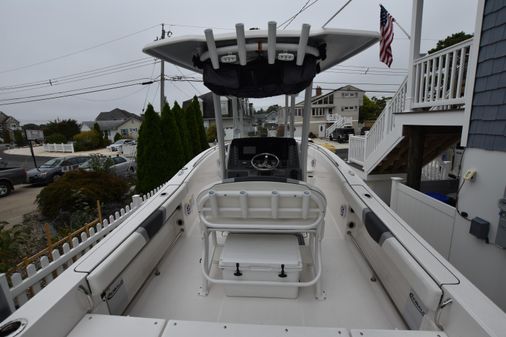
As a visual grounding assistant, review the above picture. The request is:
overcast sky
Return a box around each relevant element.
[0,0,478,124]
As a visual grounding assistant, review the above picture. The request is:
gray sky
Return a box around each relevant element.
[0,0,477,124]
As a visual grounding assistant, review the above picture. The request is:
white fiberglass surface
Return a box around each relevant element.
[126,152,405,329]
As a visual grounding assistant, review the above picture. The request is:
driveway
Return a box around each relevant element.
[0,184,43,227]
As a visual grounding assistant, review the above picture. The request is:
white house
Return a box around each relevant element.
[81,108,142,142]
[278,85,364,137]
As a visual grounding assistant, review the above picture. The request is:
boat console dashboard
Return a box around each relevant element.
[226,137,301,180]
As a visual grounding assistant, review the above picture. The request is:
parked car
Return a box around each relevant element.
[107,139,136,152]
[79,155,136,177]
[329,127,355,143]
[27,156,89,185]
[0,163,27,197]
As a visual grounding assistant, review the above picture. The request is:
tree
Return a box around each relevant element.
[43,119,80,142]
[190,97,210,152]
[14,130,25,146]
[136,104,169,193]
[359,95,389,122]
[2,129,11,144]
[93,123,105,147]
[428,32,473,54]
[114,133,122,142]
[172,102,192,162]
[160,103,185,179]
[184,103,201,157]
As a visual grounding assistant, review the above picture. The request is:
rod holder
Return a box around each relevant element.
[204,29,220,69]
[268,21,277,64]
[236,23,247,66]
[296,24,311,66]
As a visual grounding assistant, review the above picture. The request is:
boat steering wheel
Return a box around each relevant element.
[250,153,280,171]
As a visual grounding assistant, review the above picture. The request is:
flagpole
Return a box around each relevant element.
[379,4,411,39]
[394,20,411,39]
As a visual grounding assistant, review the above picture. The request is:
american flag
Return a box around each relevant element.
[380,5,394,67]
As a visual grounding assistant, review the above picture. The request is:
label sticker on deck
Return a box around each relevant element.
[403,289,427,329]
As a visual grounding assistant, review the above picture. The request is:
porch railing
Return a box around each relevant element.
[348,135,366,166]
[421,158,451,181]
[325,114,353,137]
[412,38,473,109]
[365,77,407,159]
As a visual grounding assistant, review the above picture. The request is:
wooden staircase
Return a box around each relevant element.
[372,126,461,174]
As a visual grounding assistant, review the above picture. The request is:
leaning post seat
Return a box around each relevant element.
[196,180,327,299]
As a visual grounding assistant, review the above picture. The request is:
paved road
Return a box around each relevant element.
[0,184,43,227]
[0,145,52,170]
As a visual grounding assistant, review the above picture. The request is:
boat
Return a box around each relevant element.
[1,4,506,337]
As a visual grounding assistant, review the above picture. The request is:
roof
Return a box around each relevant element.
[294,85,364,106]
[95,108,141,121]
[82,120,126,131]
[468,0,506,152]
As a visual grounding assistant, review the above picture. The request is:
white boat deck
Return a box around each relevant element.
[126,165,406,330]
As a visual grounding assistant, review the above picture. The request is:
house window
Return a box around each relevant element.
[130,128,137,132]
[220,97,228,115]
[329,95,333,104]
[323,97,328,104]
[121,129,128,136]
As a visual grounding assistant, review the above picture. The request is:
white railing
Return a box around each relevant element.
[390,178,456,259]
[421,158,451,181]
[348,135,366,165]
[365,77,407,158]
[347,77,407,167]
[0,186,163,310]
[43,143,75,153]
[325,114,353,137]
[413,38,473,109]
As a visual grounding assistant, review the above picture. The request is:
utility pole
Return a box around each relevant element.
[160,24,166,112]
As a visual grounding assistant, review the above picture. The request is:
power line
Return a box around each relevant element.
[0,80,157,106]
[332,65,407,72]
[0,25,160,75]
[314,81,402,86]
[279,0,320,30]
[325,70,407,77]
[173,65,202,95]
[0,60,159,95]
[0,78,155,103]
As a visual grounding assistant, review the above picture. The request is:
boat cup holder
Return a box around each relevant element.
[0,319,28,337]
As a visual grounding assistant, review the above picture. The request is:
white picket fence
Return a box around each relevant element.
[43,143,75,153]
[0,185,164,312]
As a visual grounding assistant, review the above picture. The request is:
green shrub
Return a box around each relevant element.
[114,133,122,142]
[136,104,170,193]
[206,124,217,143]
[0,224,29,272]
[160,103,185,179]
[36,170,129,221]
[73,131,101,151]
[190,97,210,152]
[185,103,201,157]
[45,133,67,144]
[173,102,192,162]
[85,154,113,173]
[14,130,26,146]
